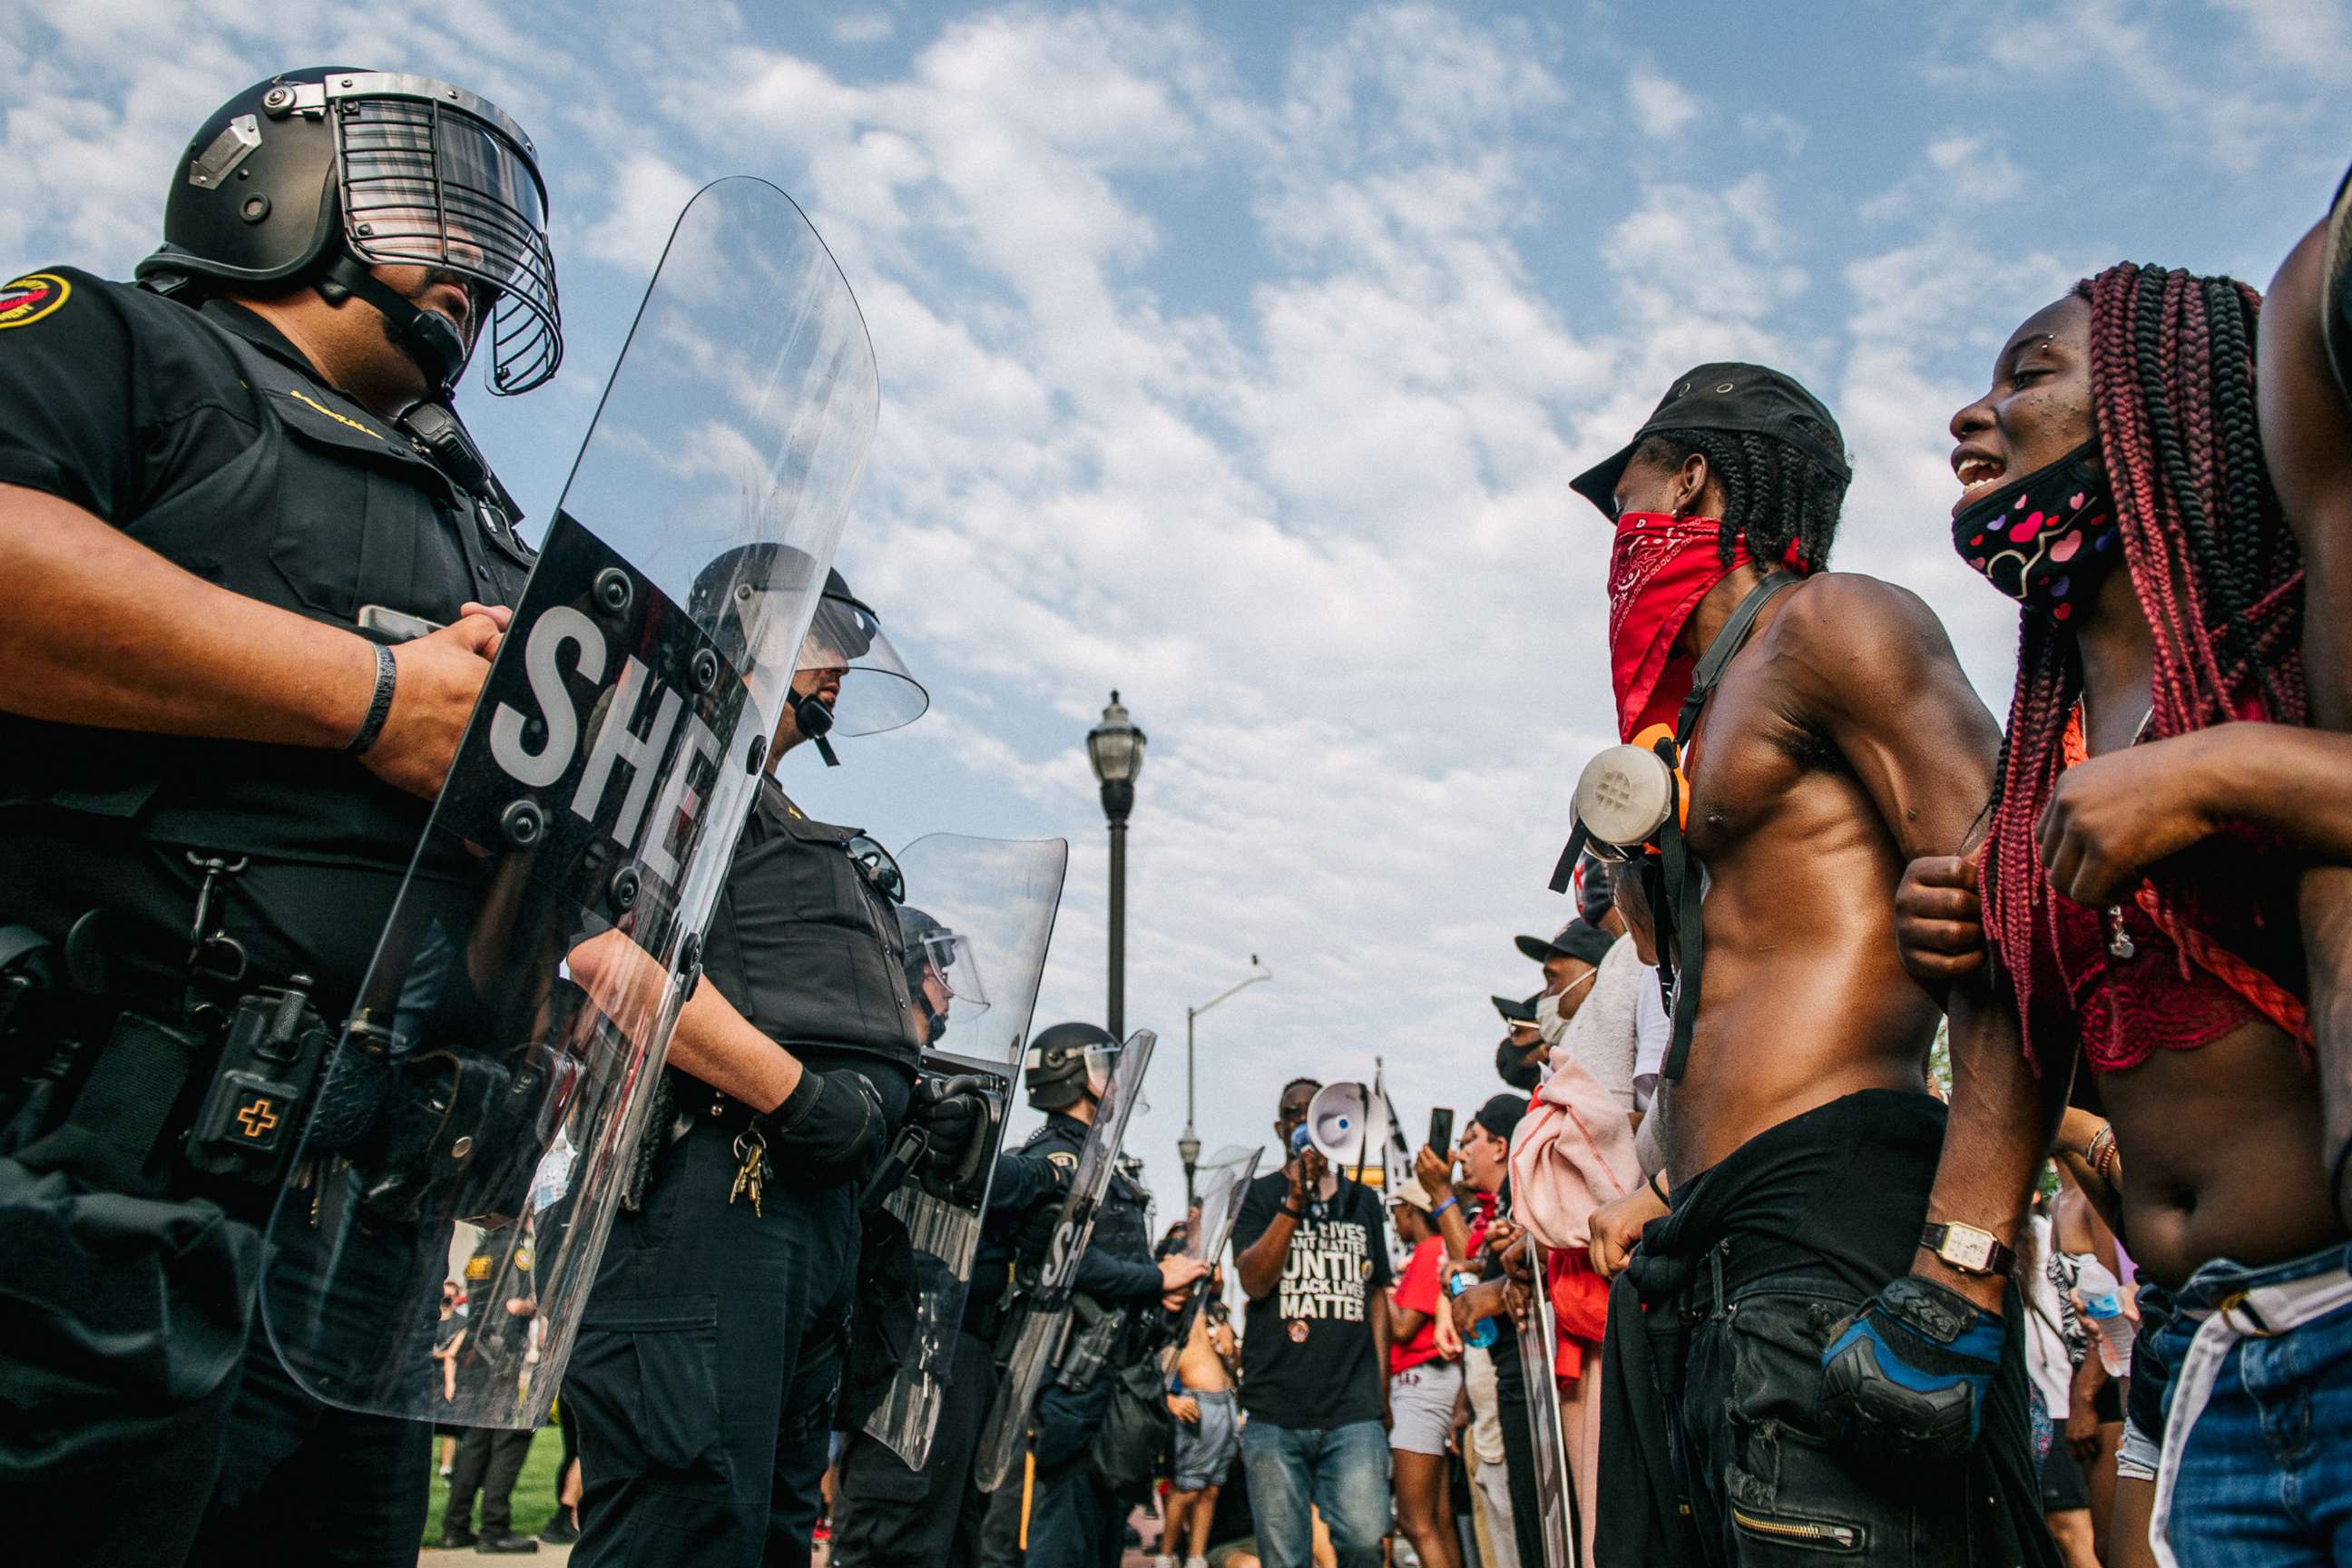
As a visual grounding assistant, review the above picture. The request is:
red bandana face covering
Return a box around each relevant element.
[1605,513,1765,742]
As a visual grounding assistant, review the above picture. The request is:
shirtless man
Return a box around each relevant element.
[1163,1266,1240,1568]
[1569,365,2059,1566]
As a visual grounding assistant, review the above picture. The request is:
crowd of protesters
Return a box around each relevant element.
[1295,176,2352,1568]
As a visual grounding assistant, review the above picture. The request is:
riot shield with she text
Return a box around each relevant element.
[1161,1143,1260,1372]
[858,834,1067,1470]
[974,1030,1159,1493]
[260,178,877,1427]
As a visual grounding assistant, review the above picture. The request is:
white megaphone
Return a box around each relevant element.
[1304,1082,1390,1172]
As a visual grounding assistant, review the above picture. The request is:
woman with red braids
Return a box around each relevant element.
[1898,264,2352,1568]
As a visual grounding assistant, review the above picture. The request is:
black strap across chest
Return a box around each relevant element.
[1653,569,1798,1084]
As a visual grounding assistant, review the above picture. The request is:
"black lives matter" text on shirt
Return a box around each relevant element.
[1230,1170,1395,1430]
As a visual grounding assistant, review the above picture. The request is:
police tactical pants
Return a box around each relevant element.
[830,1328,999,1568]
[1022,1453,1122,1568]
[449,1424,537,1534]
[567,1123,859,1568]
[188,1324,433,1567]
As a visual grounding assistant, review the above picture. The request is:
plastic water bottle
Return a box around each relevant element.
[1447,1272,1498,1349]
[2076,1258,2133,1377]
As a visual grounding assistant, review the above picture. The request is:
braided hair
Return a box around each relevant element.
[1983,263,2304,1056]
[1632,416,1850,573]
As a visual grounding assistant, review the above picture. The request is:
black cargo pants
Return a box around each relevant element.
[567,1122,860,1568]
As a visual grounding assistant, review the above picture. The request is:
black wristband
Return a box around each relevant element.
[1647,1171,1668,1204]
[1279,1201,1307,1220]
[347,642,397,755]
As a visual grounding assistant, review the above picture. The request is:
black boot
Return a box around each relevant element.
[440,1521,479,1549]
[475,1530,540,1553]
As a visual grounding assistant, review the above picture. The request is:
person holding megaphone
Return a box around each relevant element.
[1231,1078,1397,1568]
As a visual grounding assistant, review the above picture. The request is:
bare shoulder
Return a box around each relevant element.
[1766,571,1960,674]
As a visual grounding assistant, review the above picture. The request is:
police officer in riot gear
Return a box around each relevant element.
[973,1025,1206,1568]
[565,560,937,1568]
[0,67,556,1567]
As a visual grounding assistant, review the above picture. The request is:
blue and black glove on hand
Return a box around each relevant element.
[1818,1275,2004,1460]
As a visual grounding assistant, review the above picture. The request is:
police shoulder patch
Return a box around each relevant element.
[1046,1151,1078,1172]
[0,272,70,330]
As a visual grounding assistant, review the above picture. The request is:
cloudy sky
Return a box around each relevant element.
[9,0,2349,1212]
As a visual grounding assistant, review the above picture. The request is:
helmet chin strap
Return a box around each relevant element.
[316,250,469,396]
[792,685,841,767]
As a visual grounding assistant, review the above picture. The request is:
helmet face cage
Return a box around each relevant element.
[325,73,561,394]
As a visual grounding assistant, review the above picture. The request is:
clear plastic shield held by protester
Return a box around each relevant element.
[858,834,1069,1470]
[974,1030,1159,1494]
[1517,1241,1582,1568]
[260,177,877,1428]
[1161,1143,1261,1371]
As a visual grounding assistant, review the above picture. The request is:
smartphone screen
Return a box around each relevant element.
[1427,1108,1454,1155]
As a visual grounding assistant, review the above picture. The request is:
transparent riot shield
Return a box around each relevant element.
[858,834,1068,1469]
[1517,1241,1582,1568]
[974,1030,1159,1494]
[260,177,877,1427]
[1161,1143,1260,1372]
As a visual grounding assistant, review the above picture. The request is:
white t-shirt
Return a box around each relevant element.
[1631,961,1671,1110]
[1557,937,1645,1112]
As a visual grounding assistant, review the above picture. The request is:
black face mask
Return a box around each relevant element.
[1494,1039,1540,1092]
[1950,440,2121,622]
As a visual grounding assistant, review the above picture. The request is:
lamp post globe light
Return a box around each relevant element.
[1086,691,1145,1039]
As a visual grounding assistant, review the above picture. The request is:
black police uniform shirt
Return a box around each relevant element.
[687,775,924,1133]
[0,269,532,1003]
[1230,1170,1394,1430]
[970,1112,1162,1323]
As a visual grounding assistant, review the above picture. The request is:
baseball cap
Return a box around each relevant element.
[1491,993,1538,1026]
[1389,1177,1436,1213]
[1515,920,1613,968]
[1570,361,1850,517]
[1471,1093,1528,1144]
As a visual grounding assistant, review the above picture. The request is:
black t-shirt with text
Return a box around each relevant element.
[1230,1169,1394,1429]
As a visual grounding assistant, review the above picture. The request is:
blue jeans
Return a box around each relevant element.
[2143,1240,2352,1568]
[1239,1417,1390,1568]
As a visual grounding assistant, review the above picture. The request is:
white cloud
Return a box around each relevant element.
[1626,67,1700,140]
[0,0,2337,1206]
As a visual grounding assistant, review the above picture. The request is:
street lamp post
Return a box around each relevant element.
[1086,692,1146,1039]
[1182,956,1272,1207]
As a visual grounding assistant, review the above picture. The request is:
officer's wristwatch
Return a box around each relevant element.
[1920,1221,2015,1278]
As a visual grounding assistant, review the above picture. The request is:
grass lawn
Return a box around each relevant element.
[420,1425,567,1547]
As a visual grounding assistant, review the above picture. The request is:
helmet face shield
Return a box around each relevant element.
[916,927,987,1011]
[796,587,927,738]
[1083,1042,1132,1103]
[327,73,561,393]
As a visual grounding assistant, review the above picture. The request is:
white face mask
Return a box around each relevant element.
[1536,968,1596,1047]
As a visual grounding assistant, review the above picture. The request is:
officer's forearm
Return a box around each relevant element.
[0,485,375,744]
[663,976,804,1113]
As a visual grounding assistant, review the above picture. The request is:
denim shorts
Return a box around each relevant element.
[2136,1240,2352,1567]
[1172,1387,1240,1493]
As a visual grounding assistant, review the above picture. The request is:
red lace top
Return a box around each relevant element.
[2042,710,2307,1073]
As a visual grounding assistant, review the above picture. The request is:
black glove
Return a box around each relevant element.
[764,1068,886,1187]
[912,1081,985,1169]
[1818,1275,2005,1461]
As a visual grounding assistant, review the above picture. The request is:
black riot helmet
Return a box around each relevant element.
[1025,1022,1119,1113]
[688,547,927,769]
[134,68,562,397]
